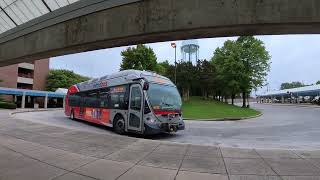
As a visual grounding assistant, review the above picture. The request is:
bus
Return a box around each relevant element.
[65,70,185,135]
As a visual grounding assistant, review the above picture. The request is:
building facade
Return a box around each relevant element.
[0,59,49,90]
[0,59,49,104]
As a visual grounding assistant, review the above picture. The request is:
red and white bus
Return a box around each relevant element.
[65,70,185,135]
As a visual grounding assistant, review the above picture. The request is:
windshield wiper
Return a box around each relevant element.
[161,102,177,110]
[161,102,174,106]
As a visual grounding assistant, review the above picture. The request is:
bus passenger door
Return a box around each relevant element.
[128,84,143,132]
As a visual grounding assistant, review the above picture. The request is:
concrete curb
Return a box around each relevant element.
[10,108,63,115]
[10,108,265,122]
[183,112,263,121]
[260,103,320,108]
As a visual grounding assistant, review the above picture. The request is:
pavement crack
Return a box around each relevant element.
[173,144,189,180]
[254,149,283,180]
[114,142,161,180]
[219,146,231,180]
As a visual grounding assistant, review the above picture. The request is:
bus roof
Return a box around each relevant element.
[74,70,174,92]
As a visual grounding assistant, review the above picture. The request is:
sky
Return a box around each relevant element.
[50,35,320,95]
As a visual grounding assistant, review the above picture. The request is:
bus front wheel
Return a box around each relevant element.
[113,115,125,135]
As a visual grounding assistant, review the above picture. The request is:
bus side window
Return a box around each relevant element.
[110,94,120,108]
[86,91,99,108]
[109,86,128,109]
[119,94,125,108]
[69,94,80,106]
[123,85,129,108]
[99,88,109,108]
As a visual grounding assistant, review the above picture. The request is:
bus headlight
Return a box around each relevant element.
[146,117,158,125]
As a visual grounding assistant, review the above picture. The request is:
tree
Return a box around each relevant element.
[46,69,90,91]
[280,81,305,90]
[120,44,157,71]
[176,61,195,101]
[212,40,242,105]
[236,36,271,107]
[316,81,320,85]
[198,60,216,99]
[156,60,171,76]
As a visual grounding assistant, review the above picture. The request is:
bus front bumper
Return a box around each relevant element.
[144,121,185,135]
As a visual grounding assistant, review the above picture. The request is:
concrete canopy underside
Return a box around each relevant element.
[1,0,320,66]
[260,85,320,98]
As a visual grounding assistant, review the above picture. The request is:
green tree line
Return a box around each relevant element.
[120,36,271,107]
[46,69,90,91]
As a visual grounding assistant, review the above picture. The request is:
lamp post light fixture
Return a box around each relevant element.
[171,42,177,84]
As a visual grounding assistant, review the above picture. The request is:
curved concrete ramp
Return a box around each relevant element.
[1,0,320,66]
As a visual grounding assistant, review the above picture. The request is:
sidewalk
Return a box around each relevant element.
[1,110,320,179]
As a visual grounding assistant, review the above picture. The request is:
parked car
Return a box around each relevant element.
[312,96,320,105]
[273,98,280,103]
[288,97,296,103]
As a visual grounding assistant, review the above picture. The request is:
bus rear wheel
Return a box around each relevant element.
[113,115,125,135]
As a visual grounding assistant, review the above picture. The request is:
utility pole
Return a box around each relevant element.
[171,42,177,84]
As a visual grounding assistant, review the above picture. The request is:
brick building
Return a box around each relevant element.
[0,59,50,106]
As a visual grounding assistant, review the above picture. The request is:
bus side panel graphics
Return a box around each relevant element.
[83,107,111,125]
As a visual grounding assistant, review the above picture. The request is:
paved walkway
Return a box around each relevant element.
[1,110,320,179]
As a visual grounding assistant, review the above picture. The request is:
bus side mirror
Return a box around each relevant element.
[143,82,149,90]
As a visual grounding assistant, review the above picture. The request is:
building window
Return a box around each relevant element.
[18,67,34,78]
[17,83,33,90]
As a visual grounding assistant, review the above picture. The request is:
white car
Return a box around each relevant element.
[312,96,320,104]
[273,99,280,103]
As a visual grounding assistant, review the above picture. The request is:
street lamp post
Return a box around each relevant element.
[171,42,177,84]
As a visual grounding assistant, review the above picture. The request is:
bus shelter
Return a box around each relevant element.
[0,87,65,108]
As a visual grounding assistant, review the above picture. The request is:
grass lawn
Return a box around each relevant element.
[182,96,260,120]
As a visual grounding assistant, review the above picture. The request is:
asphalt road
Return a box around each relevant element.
[13,103,320,150]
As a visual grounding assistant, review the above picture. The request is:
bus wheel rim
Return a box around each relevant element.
[117,119,124,129]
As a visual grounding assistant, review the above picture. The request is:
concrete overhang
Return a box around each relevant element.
[18,63,34,70]
[259,85,320,98]
[0,87,65,98]
[1,0,320,66]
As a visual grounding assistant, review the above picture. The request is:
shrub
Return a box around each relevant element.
[0,102,17,109]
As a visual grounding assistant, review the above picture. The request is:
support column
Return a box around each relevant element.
[14,95,17,103]
[281,96,284,104]
[297,93,300,104]
[44,94,48,109]
[63,97,66,108]
[21,93,25,109]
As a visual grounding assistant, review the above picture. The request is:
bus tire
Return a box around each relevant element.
[113,115,125,135]
[70,110,75,120]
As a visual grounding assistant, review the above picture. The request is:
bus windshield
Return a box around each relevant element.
[147,83,182,111]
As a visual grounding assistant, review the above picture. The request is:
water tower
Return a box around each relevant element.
[181,39,200,63]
